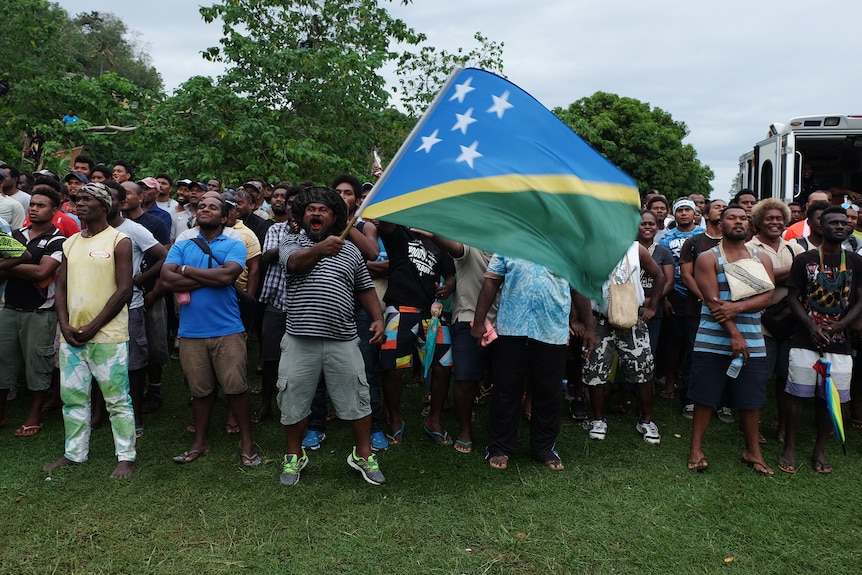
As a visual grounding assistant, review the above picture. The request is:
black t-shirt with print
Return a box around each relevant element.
[380,225,454,310]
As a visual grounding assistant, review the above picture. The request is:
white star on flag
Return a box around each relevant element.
[456,141,482,169]
[487,90,513,119]
[449,76,475,103]
[451,108,477,135]
[415,129,441,153]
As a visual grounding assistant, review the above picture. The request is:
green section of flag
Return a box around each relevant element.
[373,190,640,299]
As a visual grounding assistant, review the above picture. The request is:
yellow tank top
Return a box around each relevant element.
[63,227,129,344]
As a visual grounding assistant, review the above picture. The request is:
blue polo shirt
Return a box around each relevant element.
[166,233,247,338]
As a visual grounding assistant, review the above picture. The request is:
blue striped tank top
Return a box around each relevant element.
[693,246,766,357]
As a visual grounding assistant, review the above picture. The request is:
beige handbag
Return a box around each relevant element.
[720,245,774,301]
[608,254,639,329]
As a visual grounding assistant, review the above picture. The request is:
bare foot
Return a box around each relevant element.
[43,456,79,471]
[111,460,135,478]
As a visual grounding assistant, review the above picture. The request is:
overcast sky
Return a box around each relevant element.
[57,0,862,199]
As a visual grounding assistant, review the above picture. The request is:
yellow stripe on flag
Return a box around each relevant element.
[362,174,639,219]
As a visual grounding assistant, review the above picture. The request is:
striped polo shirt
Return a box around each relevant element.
[693,246,766,357]
[281,231,374,341]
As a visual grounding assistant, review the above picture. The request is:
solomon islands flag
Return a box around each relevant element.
[359,67,640,298]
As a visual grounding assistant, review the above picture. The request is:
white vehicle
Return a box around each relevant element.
[738,114,862,202]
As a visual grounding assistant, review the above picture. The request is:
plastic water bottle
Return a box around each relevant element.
[726,356,743,379]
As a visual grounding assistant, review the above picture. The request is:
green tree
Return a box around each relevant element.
[554,92,714,201]
[199,0,425,182]
[70,11,163,92]
[0,0,163,169]
[127,76,298,183]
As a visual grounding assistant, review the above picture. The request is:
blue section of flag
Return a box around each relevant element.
[360,67,641,298]
[367,68,636,206]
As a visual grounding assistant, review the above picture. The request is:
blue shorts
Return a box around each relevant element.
[451,321,489,381]
[687,352,768,410]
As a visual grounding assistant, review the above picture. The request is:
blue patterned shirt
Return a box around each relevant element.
[486,255,571,345]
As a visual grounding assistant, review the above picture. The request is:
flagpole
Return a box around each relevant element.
[348,66,465,226]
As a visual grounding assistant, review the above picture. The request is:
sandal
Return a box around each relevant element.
[454,439,473,454]
[687,457,709,473]
[14,424,43,437]
[659,390,675,399]
[488,454,509,470]
[385,421,405,445]
[135,427,144,439]
[241,451,262,467]
[542,458,565,471]
[812,458,832,474]
[173,448,210,464]
[741,457,774,477]
[226,423,240,435]
[777,457,796,474]
[423,425,453,446]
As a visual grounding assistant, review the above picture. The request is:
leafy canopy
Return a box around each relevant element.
[554,92,714,200]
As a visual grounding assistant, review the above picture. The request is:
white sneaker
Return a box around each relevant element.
[717,407,735,424]
[587,419,607,440]
[682,404,694,420]
[636,420,661,444]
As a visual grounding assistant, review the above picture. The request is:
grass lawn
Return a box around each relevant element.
[2,352,862,575]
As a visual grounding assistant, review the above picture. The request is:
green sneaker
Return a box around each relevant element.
[347,447,386,485]
[280,450,308,486]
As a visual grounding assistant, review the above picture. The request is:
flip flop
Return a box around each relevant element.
[14,424,43,437]
[542,458,565,471]
[812,458,832,474]
[226,424,240,435]
[488,454,509,469]
[777,457,796,474]
[173,448,210,464]
[423,425,453,446]
[687,457,709,472]
[240,451,262,467]
[135,427,144,439]
[741,457,774,477]
[454,439,473,454]
[385,421,405,445]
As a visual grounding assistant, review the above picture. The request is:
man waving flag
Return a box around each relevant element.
[359,68,641,298]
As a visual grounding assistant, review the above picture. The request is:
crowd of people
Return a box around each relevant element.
[0,156,859,484]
